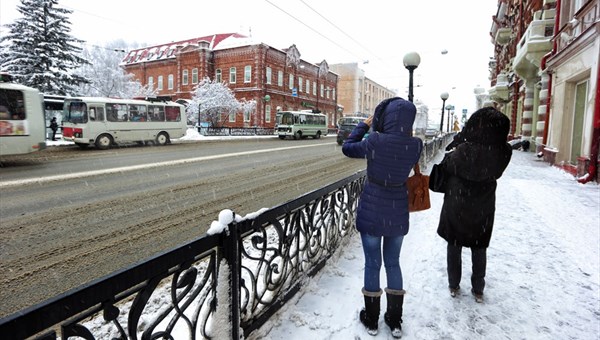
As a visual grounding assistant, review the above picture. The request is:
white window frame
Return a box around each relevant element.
[158,75,164,90]
[266,67,272,84]
[148,76,154,90]
[277,70,283,87]
[192,68,198,84]
[229,67,236,84]
[298,77,303,92]
[182,70,188,85]
[288,74,294,90]
[168,74,174,90]
[265,104,271,123]
[244,65,252,83]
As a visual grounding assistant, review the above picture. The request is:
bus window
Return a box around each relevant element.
[129,104,147,122]
[149,105,165,121]
[106,103,128,122]
[165,105,180,122]
[0,89,25,120]
[89,105,105,121]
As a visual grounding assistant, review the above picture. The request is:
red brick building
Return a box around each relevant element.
[121,33,340,128]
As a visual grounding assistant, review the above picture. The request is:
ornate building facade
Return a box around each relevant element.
[489,0,599,181]
[121,33,339,128]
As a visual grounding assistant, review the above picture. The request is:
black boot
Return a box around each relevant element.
[359,288,382,335]
[384,288,406,338]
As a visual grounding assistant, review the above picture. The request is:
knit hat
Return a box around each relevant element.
[463,107,510,145]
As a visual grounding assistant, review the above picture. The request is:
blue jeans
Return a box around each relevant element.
[360,232,404,292]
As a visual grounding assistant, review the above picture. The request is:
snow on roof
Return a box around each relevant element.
[120,33,249,65]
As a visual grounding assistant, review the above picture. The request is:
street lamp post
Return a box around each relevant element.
[403,52,421,103]
[440,92,449,132]
[446,105,453,132]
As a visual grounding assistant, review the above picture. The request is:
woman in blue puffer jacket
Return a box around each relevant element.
[342,97,422,338]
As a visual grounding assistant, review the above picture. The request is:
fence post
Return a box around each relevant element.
[222,219,241,339]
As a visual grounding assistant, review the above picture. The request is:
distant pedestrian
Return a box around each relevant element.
[342,97,423,337]
[434,107,512,303]
[50,117,59,141]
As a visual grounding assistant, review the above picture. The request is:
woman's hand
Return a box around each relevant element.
[364,115,373,126]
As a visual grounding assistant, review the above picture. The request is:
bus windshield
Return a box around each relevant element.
[277,112,294,125]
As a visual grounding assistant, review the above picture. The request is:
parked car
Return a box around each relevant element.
[424,128,440,139]
[336,116,367,145]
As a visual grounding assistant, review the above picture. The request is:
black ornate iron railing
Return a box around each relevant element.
[0,132,453,339]
[0,170,366,340]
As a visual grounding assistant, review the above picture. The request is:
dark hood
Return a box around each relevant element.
[463,107,510,145]
[372,97,416,136]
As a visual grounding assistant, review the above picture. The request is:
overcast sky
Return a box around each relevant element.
[1,0,498,115]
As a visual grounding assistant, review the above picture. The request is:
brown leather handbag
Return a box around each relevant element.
[407,163,431,212]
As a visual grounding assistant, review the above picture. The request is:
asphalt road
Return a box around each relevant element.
[0,136,366,318]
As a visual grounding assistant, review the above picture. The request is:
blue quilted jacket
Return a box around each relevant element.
[342,98,423,237]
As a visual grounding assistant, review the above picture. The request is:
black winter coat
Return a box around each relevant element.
[436,142,512,248]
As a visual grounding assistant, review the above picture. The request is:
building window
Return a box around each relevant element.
[306,79,310,95]
[244,110,250,122]
[168,74,174,90]
[298,77,303,92]
[192,68,198,84]
[229,67,236,83]
[229,112,235,122]
[333,88,336,100]
[266,67,272,84]
[288,74,294,90]
[265,104,271,123]
[312,82,316,95]
[158,76,163,90]
[277,70,283,87]
[148,76,154,90]
[182,70,188,85]
[320,84,324,97]
[216,69,222,83]
[244,65,252,83]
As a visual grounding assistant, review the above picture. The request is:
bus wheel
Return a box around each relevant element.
[314,131,321,139]
[294,131,302,140]
[75,142,88,149]
[278,135,285,140]
[156,132,170,146]
[95,134,113,150]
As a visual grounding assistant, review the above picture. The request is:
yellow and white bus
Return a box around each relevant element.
[275,110,328,140]
[0,74,46,156]
[62,96,187,149]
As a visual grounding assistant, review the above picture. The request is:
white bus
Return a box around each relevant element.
[62,96,187,149]
[0,74,46,156]
[275,110,328,140]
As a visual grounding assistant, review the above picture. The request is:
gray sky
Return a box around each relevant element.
[1,0,498,115]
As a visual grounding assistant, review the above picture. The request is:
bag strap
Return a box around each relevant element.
[413,163,421,175]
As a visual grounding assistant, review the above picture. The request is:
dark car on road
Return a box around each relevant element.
[336,116,367,145]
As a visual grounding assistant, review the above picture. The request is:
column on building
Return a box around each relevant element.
[535,71,550,152]
[521,82,535,137]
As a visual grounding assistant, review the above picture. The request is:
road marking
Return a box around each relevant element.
[0,143,334,188]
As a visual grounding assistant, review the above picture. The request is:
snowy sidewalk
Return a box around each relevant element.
[246,151,600,340]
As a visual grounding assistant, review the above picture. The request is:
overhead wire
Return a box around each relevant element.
[263,0,366,62]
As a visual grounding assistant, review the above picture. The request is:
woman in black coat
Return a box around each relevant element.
[435,106,512,303]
